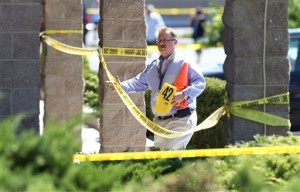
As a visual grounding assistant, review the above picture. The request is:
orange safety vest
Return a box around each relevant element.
[173,62,189,108]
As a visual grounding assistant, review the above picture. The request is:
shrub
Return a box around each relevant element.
[83,56,99,112]
[0,114,183,191]
[153,161,221,192]
[201,3,224,47]
[0,115,80,191]
[144,89,154,121]
[215,134,300,191]
[288,0,300,28]
[1,114,300,191]
[189,77,227,149]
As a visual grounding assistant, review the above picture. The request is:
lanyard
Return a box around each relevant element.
[158,54,175,90]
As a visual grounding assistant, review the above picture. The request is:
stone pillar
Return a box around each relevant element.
[99,0,147,152]
[223,0,289,142]
[0,0,41,132]
[42,0,83,127]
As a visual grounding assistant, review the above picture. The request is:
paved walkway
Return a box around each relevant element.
[80,120,154,154]
[40,100,154,153]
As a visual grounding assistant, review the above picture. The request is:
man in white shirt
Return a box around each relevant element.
[145,4,165,45]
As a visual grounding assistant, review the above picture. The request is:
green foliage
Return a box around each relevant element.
[183,3,225,47]
[188,77,227,149]
[215,134,300,191]
[1,115,300,191]
[201,3,224,47]
[192,1,300,48]
[83,56,99,112]
[0,115,182,191]
[288,0,300,28]
[144,89,154,121]
[121,160,221,192]
[118,158,183,184]
[61,163,126,191]
[84,72,99,111]
[227,160,269,192]
[154,161,221,192]
[0,115,80,191]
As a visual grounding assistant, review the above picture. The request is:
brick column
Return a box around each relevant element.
[223,0,289,142]
[42,0,83,128]
[0,0,41,132]
[99,0,147,152]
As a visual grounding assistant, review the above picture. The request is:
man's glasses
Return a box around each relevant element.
[155,39,176,44]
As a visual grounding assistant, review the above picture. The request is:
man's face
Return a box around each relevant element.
[157,30,177,58]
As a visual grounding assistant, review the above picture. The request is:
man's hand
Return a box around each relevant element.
[106,76,120,91]
[172,92,185,106]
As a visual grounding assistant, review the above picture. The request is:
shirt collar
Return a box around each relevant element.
[158,52,176,63]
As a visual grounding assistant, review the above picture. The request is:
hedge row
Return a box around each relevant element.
[1,115,300,191]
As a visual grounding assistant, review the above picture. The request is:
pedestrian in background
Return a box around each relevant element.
[189,7,206,63]
[107,27,206,151]
[145,4,165,45]
[82,0,100,46]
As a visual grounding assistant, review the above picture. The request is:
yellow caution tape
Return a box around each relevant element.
[41,35,98,56]
[100,44,290,137]
[155,7,224,15]
[41,35,147,57]
[156,8,196,15]
[41,34,200,56]
[85,7,223,16]
[73,146,300,162]
[41,36,290,139]
[231,107,290,127]
[177,44,202,50]
[41,36,294,161]
[100,53,183,138]
[147,44,202,54]
[231,93,289,107]
[230,93,290,127]
[102,47,147,57]
[86,8,99,15]
[42,30,83,35]
[147,46,158,54]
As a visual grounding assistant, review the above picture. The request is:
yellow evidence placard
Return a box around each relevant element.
[154,83,177,115]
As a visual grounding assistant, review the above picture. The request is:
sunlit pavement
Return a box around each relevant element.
[80,123,155,153]
[40,100,154,154]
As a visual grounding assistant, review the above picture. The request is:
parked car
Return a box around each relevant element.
[203,28,300,131]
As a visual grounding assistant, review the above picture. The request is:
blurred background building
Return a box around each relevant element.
[83,0,227,73]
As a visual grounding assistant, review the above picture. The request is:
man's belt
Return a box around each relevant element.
[156,108,192,120]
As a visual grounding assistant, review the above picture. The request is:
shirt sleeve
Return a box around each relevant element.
[182,63,206,101]
[120,62,154,93]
